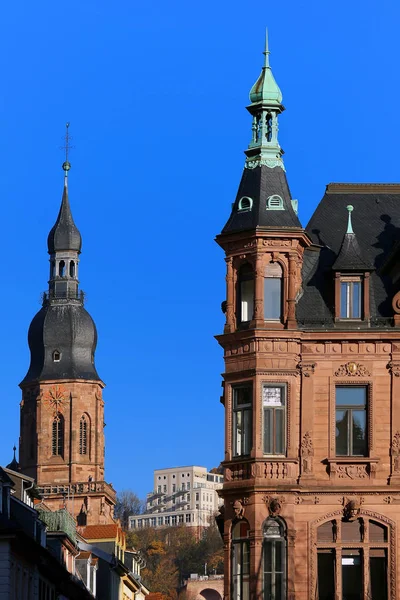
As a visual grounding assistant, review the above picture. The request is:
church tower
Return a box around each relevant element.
[19,134,115,525]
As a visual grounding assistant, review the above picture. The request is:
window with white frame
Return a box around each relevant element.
[263,385,286,455]
[340,277,362,319]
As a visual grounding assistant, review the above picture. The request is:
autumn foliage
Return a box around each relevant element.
[127,523,224,599]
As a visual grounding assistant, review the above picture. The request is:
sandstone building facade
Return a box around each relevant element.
[18,154,115,526]
[216,34,400,599]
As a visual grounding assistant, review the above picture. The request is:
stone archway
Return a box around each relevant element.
[196,589,222,600]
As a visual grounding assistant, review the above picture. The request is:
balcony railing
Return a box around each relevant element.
[37,480,116,502]
[42,289,85,305]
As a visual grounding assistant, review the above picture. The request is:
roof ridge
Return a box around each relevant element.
[326,183,400,194]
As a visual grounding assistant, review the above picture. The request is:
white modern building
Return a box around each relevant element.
[128,466,223,530]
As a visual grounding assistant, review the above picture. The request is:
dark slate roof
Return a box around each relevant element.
[21,302,101,384]
[222,165,302,233]
[297,184,400,326]
[332,232,372,271]
[47,181,82,254]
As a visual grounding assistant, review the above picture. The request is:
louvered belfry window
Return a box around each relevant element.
[79,414,89,455]
[52,413,64,457]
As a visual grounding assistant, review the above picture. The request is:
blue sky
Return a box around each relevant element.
[1,0,400,499]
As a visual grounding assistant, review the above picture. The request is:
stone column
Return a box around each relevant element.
[224,257,235,334]
[389,359,400,484]
[299,360,316,483]
[287,253,297,329]
[254,255,264,328]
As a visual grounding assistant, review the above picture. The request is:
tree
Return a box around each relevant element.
[114,490,144,530]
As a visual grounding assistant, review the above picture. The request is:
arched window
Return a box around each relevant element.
[266,195,284,210]
[263,517,286,600]
[79,414,89,455]
[237,264,254,323]
[52,413,64,457]
[266,113,273,142]
[59,260,66,277]
[232,521,250,600]
[316,517,389,600]
[238,196,253,212]
[264,262,283,320]
[69,261,75,277]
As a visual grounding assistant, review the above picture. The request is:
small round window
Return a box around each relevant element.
[238,196,253,211]
[53,350,61,362]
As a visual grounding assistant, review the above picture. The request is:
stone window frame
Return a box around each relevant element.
[259,378,294,460]
[329,378,374,459]
[309,510,396,600]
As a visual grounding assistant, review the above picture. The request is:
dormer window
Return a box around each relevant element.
[238,196,253,212]
[266,195,284,210]
[340,278,362,319]
[53,350,61,362]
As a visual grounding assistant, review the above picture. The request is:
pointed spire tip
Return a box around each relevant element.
[346,205,354,234]
[263,27,270,67]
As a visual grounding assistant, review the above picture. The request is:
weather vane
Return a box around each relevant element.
[61,122,74,175]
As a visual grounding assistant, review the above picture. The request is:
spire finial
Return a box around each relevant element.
[62,122,72,177]
[346,205,354,234]
[12,445,16,458]
[263,28,270,68]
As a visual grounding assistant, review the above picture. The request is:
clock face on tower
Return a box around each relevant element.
[43,385,67,415]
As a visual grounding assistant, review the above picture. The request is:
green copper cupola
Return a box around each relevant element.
[245,30,285,170]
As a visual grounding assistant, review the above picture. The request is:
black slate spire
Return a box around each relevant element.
[47,177,82,254]
[333,205,371,271]
[21,145,101,385]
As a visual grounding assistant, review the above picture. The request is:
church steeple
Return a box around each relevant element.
[19,129,114,525]
[246,30,285,170]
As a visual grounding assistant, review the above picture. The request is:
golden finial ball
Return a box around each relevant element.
[62,161,71,172]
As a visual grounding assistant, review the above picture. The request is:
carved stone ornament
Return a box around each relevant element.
[334,362,371,377]
[335,464,368,479]
[388,361,400,377]
[263,496,284,517]
[343,497,361,521]
[301,432,314,456]
[231,498,249,520]
[392,431,400,455]
[392,291,400,314]
[297,361,316,377]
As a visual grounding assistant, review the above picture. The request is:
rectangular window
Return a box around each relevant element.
[233,385,253,457]
[158,517,163,526]
[336,386,367,456]
[317,551,335,600]
[232,541,250,600]
[340,279,362,319]
[172,483,176,493]
[165,516,170,525]
[263,539,285,600]
[163,485,167,493]
[240,280,254,322]
[171,515,177,525]
[264,278,282,320]
[195,492,199,502]
[263,385,286,455]
[187,482,190,490]
[182,483,185,491]
[157,485,161,493]
[186,514,191,523]
[178,515,184,524]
